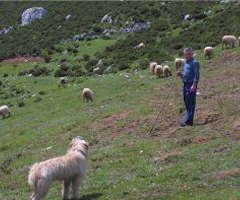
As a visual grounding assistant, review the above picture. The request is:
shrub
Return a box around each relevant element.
[34,96,42,102]
[83,54,90,61]
[94,26,103,33]
[55,46,64,53]
[29,65,50,77]
[3,73,8,77]
[59,63,70,71]
[17,99,25,107]
[72,48,78,54]
[73,43,80,48]
[38,91,47,95]
[43,55,51,63]
[85,59,98,72]
[118,61,130,71]
[138,58,149,70]
[101,35,110,40]
[85,36,92,41]
[18,70,28,76]
[54,69,72,77]
[60,58,67,62]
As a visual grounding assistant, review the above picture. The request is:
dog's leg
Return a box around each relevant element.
[62,181,71,200]
[72,177,82,200]
[34,178,51,200]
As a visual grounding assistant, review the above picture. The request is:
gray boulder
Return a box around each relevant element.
[65,14,71,20]
[74,33,87,41]
[104,65,113,73]
[0,26,13,35]
[21,7,47,26]
[119,22,150,34]
[103,29,117,36]
[96,59,103,66]
[101,13,115,24]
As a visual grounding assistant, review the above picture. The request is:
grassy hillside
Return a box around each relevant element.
[1,1,240,200]
[1,44,240,199]
[0,1,222,62]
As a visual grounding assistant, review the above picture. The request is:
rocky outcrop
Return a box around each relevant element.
[0,26,13,35]
[21,7,47,26]
[119,22,151,34]
[65,14,71,20]
[101,13,115,24]
[74,21,150,41]
[103,29,117,36]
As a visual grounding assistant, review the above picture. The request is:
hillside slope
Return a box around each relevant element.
[1,1,240,200]
[1,45,240,199]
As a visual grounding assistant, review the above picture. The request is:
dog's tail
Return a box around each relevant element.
[28,163,39,189]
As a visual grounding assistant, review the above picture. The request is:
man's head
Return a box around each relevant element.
[184,48,193,61]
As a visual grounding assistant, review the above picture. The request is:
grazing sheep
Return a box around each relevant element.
[204,46,214,59]
[93,67,101,75]
[163,65,172,77]
[174,58,185,71]
[149,62,157,74]
[154,65,163,78]
[60,77,67,86]
[222,35,236,50]
[135,42,145,49]
[82,88,93,102]
[0,105,10,119]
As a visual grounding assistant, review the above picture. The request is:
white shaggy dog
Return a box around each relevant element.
[28,137,89,200]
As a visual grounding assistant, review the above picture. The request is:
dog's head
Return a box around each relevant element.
[68,136,89,157]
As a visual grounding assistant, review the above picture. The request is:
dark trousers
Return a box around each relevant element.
[183,82,196,125]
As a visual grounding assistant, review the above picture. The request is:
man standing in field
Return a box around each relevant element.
[177,48,200,126]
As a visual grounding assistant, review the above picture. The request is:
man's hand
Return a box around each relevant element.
[190,83,197,93]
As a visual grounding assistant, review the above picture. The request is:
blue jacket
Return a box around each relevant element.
[183,58,200,83]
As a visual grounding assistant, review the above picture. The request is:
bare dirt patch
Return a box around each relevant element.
[214,146,230,153]
[2,56,45,64]
[233,118,240,129]
[90,111,137,138]
[194,111,223,126]
[154,150,182,163]
[211,168,240,179]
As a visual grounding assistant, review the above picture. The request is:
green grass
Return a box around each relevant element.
[52,37,120,64]
[1,43,240,200]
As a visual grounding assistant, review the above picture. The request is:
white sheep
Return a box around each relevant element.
[60,77,67,86]
[0,105,10,119]
[204,46,214,60]
[149,62,157,74]
[154,65,163,78]
[93,67,101,75]
[163,65,172,77]
[174,58,185,71]
[82,88,93,102]
[135,42,145,49]
[222,35,236,50]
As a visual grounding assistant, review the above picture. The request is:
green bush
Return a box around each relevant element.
[83,54,90,61]
[17,99,25,107]
[59,63,70,71]
[34,96,42,102]
[38,91,47,95]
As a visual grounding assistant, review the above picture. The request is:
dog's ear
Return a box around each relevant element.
[84,142,89,149]
[69,140,74,149]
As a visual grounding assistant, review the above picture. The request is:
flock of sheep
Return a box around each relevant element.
[149,35,239,79]
[0,35,238,120]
